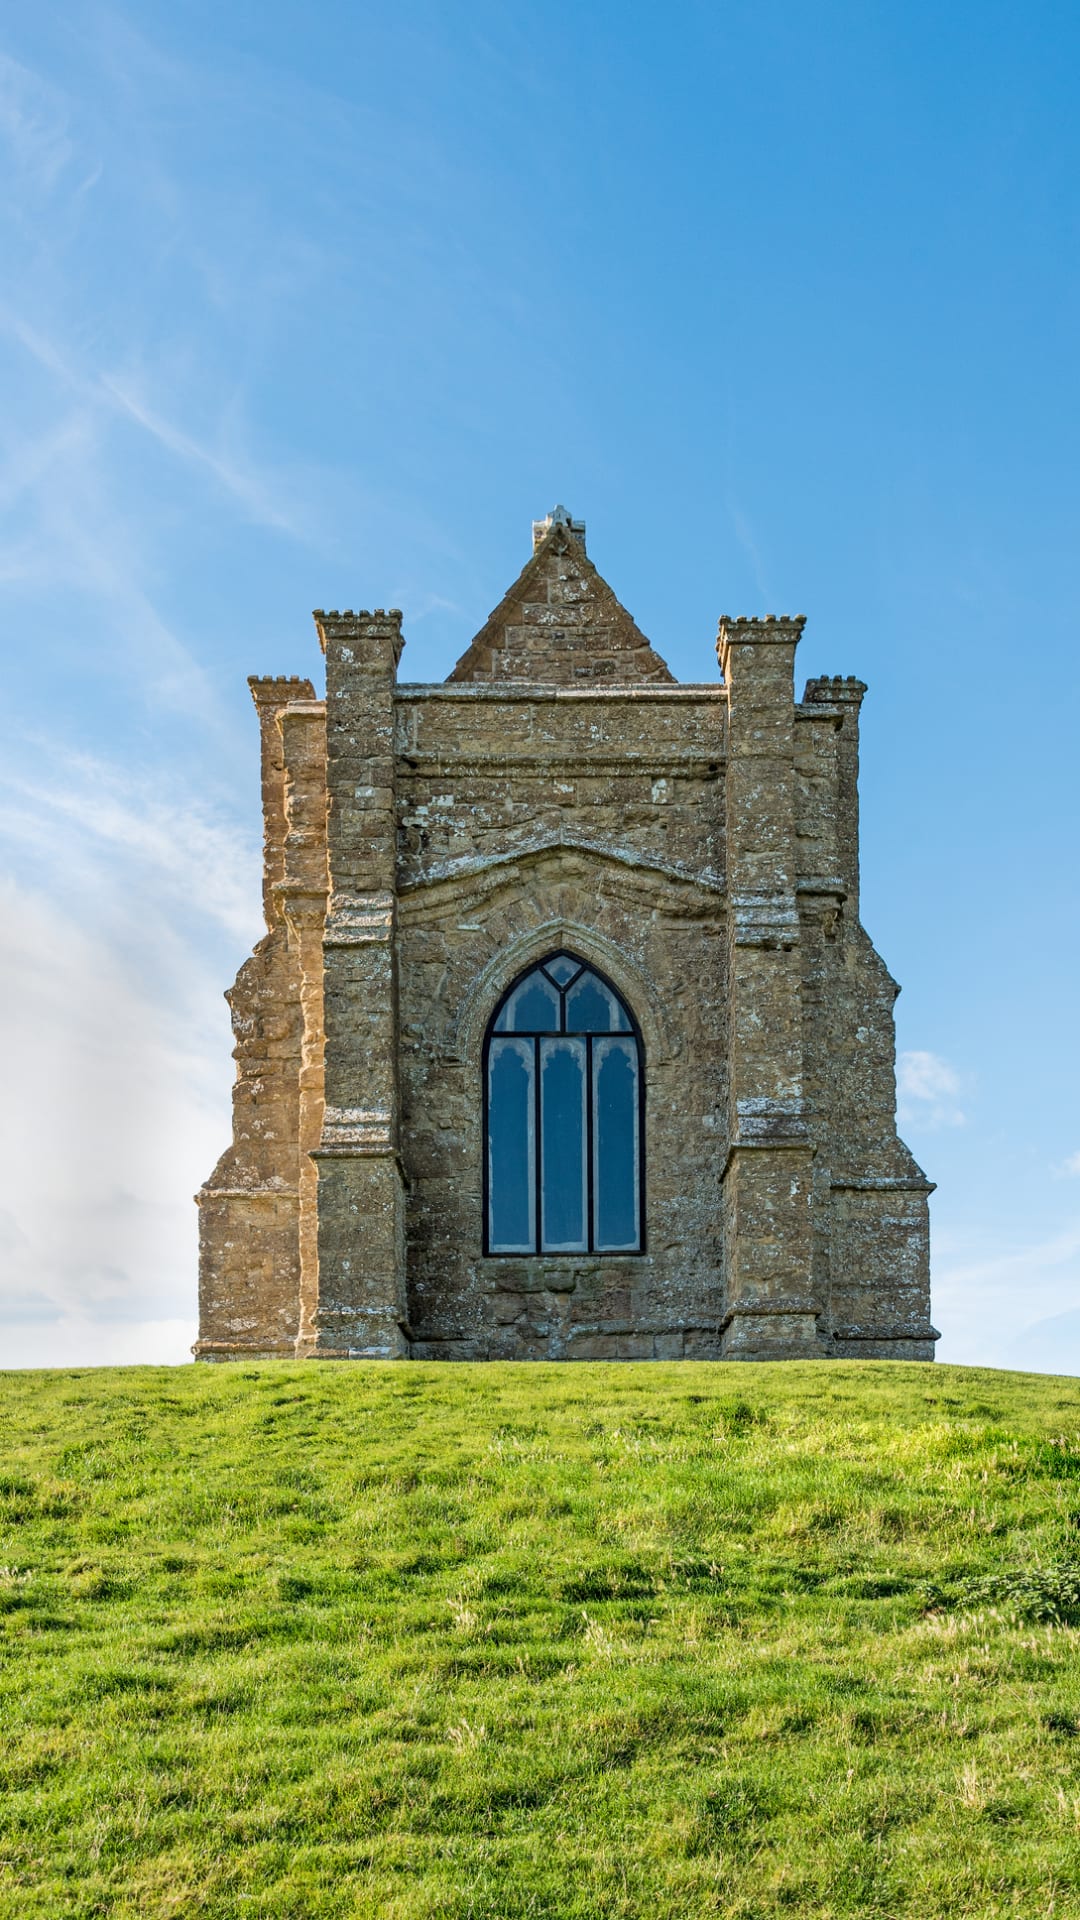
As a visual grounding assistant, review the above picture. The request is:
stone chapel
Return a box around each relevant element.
[196,508,936,1364]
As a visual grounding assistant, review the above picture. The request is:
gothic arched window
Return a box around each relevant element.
[484,952,644,1256]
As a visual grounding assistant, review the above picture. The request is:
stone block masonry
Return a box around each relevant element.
[196,510,936,1361]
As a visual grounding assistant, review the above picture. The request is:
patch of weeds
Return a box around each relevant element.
[79,1667,175,1701]
[558,1559,656,1602]
[695,1775,779,1846]
[952,1560,1080,1623]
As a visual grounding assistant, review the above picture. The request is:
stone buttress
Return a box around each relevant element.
[196,509,936,1362]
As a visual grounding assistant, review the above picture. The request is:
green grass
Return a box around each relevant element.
[3,1360,1080,1917]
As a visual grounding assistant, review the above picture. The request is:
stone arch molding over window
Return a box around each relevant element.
[483,952,645,1256]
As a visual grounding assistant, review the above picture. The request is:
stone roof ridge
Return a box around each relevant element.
[447,510,676,686]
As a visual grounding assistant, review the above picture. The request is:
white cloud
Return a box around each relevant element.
[897,1048,966,1129]
[1060,1151,1080,1177]
[933,1217,1080,1371]
[1,1318,197,1370]
[0,748,259,943]
[0,747,261,1366]
[1007,1309,1080,1379]
[898,1049,961,1102]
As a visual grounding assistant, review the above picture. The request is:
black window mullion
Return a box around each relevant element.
[586,1033,594,1253]
[534,1034,542,1254]
[637,1034,645,1254]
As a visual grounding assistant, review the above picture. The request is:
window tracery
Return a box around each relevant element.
[483,952,644,1255]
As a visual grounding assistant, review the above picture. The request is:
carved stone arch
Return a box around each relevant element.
[454,918,672,1067]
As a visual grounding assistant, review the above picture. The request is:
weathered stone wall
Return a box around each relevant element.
[196,512,935,1362]
[395,684,728,1358]
[196,675,316,1360]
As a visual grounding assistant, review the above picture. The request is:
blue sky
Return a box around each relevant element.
[1,0,1078,1369]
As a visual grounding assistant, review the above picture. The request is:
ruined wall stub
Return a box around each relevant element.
[196,509,936,1362]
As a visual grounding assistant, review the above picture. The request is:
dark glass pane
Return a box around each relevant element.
[540,1038,587,1251]
[565,968,630,1033]
[593,1037,640,1250]
[488,1038,535,1250]
[544,955,581,986]
[494,967,560,1033]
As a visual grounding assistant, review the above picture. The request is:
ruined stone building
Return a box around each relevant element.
[196,508,936,1363]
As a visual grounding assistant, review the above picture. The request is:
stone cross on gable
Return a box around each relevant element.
[532,504,587,552]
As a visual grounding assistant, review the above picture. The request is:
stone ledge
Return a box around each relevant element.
[720,1132,812,1178]
[832,1324,941,1343]
[397,755,724,777]
[196,1186,298,1204]
[395,684,728,703]
[192,1340,296,1359]
[720,1296,823,1332]
[830,1175,937,1194]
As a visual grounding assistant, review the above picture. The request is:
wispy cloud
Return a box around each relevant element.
[933,1216,1080,1373]
[0,25,349,1366]
[937,1219,1080,1294]
[100,371,308,535]
[0,403,228,725]
[0,49,73,192]
[726,496,774,605]
[898,1048,966,1129]
[0,746,260,942]
[0,302,310,539]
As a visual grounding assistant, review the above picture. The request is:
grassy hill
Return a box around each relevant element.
[3,1360,1080,1918]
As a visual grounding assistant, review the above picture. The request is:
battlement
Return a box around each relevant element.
[803,674,867,705]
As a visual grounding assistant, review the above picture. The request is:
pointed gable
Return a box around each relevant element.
[448,507,675,685]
